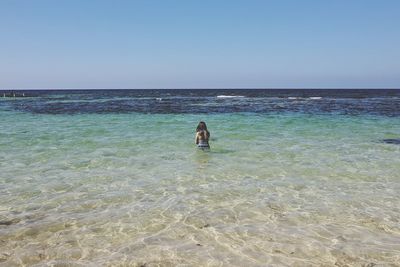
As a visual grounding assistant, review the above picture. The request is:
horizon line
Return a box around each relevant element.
[1,88,400,91]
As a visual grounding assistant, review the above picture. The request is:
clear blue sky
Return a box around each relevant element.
[1,0,399,89]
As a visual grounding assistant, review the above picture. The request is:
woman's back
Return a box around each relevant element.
[196,130,210,148]
[195,121,210,149]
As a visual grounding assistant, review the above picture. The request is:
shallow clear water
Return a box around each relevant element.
[1,90,400,266]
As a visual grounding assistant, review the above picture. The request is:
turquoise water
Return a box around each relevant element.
[1,109,400,266]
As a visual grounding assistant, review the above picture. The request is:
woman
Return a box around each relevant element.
[195,121,210,149]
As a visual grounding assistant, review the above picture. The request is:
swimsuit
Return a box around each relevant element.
[197,140,210,149]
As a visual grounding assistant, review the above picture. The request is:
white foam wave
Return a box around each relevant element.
[309,97,322,100]
[217,95,245,98]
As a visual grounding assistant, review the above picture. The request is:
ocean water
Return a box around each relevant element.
[0,89,400,266]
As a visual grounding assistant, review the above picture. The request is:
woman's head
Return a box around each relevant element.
[196,121,208,132]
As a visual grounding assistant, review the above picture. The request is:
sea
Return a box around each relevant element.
[0,89,400,266]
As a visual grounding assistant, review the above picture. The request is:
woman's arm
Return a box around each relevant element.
[195,132,199,144]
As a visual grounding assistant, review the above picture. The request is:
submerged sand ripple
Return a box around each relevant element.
[1,113,400,266]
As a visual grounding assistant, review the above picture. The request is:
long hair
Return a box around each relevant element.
[196,121,208,132]
[196,121,210,138]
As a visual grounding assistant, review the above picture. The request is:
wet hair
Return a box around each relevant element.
[196,121,210,140]
[196,121,208,132]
